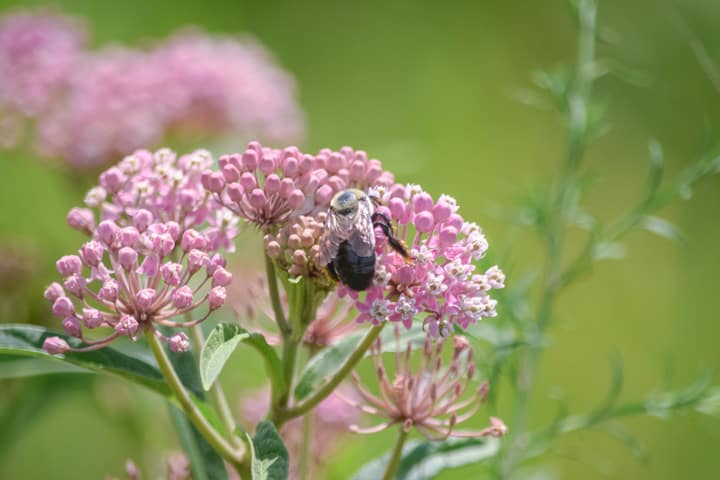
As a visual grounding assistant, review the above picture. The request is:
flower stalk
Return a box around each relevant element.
[382,427,408,480]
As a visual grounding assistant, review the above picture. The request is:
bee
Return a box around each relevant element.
[319,188,410,291]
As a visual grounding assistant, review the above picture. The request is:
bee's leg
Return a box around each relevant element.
[326,262,339,282]
[373,217,411,259]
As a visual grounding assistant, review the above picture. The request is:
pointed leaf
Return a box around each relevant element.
[200,323,281,392]
[245,421,289,480]
[0,324,170,395]
[352,437,500,480]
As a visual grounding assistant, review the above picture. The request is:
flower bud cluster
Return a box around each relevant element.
[67,148,238,252]
[343,328,506,440]
[43,220,230,355]
[349,184,504,336]
[263,214,329,283]
[205,141,394,230]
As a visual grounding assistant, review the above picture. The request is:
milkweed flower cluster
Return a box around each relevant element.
[0,10,85,147]
[343,329,507,440]
[345,184,504,337]
[67,148,239,252]
[0,9,304,168]
[42,220,231,355]
[204,142,394,229]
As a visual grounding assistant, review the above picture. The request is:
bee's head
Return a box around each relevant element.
[330,188,365,217]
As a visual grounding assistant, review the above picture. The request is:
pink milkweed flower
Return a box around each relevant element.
[206,142,394,230]
[342,327,506,441]
[340,183,504,337]
[43,220,229,355]
[0,10,85,147]
[67,148,238,253]
[35,29,304,169]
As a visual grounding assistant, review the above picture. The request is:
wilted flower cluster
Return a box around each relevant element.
[204,142,395,229]
[343,328,507,440]
[42,220,231,355]
[67,148,238,252]
[0,9,304,168]
[0,10,85,147]
[344,184,504,337]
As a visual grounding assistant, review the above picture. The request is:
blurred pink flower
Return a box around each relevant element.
[0,10,85,147]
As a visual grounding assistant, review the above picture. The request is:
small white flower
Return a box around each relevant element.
[394,294,417,321]
[370,299,391,322]
[84,186,107,208]
[438,194,459,212]
[426,272,448,295]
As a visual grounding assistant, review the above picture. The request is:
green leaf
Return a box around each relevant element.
[352,437,500,480]
[0,324,170,396]
[168,403,228,480]
[641,215,685,244]
[245,421,289,480]
[0,355,89,379]
[200,323,282,392]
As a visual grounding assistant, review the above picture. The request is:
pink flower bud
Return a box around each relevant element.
[241,149,258,170]
[414,211,435,233]
[56,255,82,277]
[98,280,119,302]
[240,172,258,191]
[62,316,82,337]
[283,156,298,176]
[287,189,305,209]
[187,249,209,274]
[439,226,458,245]
[67,208,95,234]
[119,227,140,247]
[288,234,302,249]
[366,164,382,183]
[181,229,207,252]
[327,152,344,173]
[208,286,226,309]
[292,250,308,266]
[447,213,463,229]
[212,267,232,287]
[412,192,434,212]
[349,160,366,180]
[222,164,240,183]
[166,222,181,240]
[132,209,153,232]
[135,289,156,311]
[83,308,104,329]
[44,282,65,302]
[266,241,281,258]
[315,184,334,206]
[80,241,104,267]
[137,254,160,277]
[394,265,414,285]
[279,178,295,198]
[169,333,191,353]
[264,174,281,195]
[152,232,175,256]
[97,220,119,246]
[298,154,313,174]
[161,262,183,286]
[99,167,126,193]
[259,154,276,175]
[43,337,70,355]
[432,201,453,223]
[52,297,75,318]
[172,286,194,309]
[116,314,139,337]
[227,183,244,202]
[388,198,407,222]
[118,247,138,271]
[201,170,225,193]
[63,275,85,298]
[248,189,267,208]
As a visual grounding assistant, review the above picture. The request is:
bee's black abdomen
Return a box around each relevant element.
[332,241,375,291]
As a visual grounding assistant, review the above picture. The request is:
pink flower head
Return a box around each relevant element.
[343,183,504,337]
[0,10,85,147]
[342,326,505,441]
[43,219,229,354]
[67,148,238,253]
[207,142,394,230]
[36,30,303,169]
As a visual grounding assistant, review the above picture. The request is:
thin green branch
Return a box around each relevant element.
[274,323,384,426]
[383,427,409,480]
[265,254,290,337]
[146,329,247,470]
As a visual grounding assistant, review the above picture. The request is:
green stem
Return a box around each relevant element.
[382,427,408,480]
[298,413,313,480]
[276,323,384,426]
[189,324,242,449]
[265,254,290,336]
[146,329,246,470]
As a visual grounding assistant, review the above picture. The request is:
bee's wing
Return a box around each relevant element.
[347,196,376,257]
[319,211,342,266]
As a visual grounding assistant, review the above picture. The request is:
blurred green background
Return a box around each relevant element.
[1,0,719,478]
